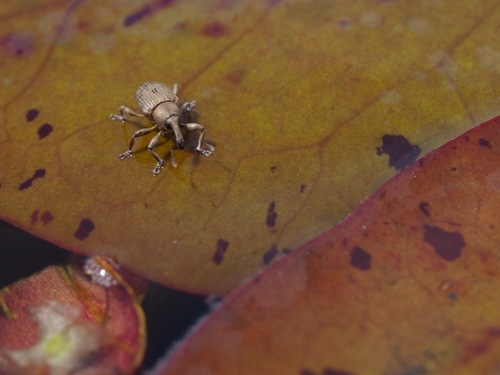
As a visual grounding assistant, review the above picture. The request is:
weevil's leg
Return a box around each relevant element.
[110,106,145,122]
[179,100,197,114]
[183,122,215,156]
[117,125,158,160]
[170,148,178,168]
[172,84,179,103]
[148,131,166,175]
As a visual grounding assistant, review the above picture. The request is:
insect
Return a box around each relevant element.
[110,81,214,175]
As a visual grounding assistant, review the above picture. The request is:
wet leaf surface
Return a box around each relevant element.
[0,0,499,293]
[0,259,146,375]
[155,116,500,374]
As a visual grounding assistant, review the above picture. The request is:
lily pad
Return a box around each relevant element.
[0,257,146,374]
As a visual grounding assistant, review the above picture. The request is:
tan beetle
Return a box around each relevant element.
[110,81,214,175]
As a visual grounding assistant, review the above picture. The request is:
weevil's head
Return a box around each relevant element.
[166,115,185,149]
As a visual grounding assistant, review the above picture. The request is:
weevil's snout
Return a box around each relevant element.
[170,118,185,149]
[176,138,185,149]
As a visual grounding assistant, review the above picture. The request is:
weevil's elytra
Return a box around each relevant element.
[110,82,214,175]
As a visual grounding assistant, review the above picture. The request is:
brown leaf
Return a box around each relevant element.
[0,0,499,293]
[155,116,500,374]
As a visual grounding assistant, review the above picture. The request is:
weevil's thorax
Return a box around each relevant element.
[152,102,180,131]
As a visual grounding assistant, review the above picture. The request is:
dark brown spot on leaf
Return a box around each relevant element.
[213,239,229,265]
[2,32,34,58]
[124,8,150,27]
[31,209,54,225]
[33,169,45,178]
[281,248,292,255]
[301,369,355,375]
[478,138,492,148]
[488,327,500,337]
[377,134,421,172]
[270,165,277,173]
[124,0,175,27]
[300,184,306,193]
[31,209,39,225]
[74,218,95,240]
[26,108,39,122]
[19,168,46,190]
[423,225,465,262]
[266,201,277,227]
[419,202,430,217]
[202,21,227,38]
[323,368,355,375]
[350,246,371,271]
[41,211,54,225]
[38,123,53,139]
[262,244,278,265]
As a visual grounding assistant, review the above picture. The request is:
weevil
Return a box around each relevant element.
[110,81,214,175]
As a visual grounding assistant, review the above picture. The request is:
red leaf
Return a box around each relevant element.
[0,257,146,375]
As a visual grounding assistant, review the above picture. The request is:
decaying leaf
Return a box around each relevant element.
[155,117,500,374]
[0,0,499,293]
[0,257,146,375]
